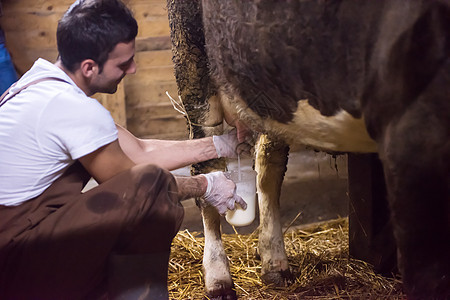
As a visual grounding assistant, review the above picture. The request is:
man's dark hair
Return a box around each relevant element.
[57,0,138,73]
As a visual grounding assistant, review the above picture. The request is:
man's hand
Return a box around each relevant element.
[212,129,253,158]
[201,171,247,215]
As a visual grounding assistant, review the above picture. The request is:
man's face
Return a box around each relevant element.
[91,40,136,94]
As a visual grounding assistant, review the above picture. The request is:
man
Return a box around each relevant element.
[0,0,251,299]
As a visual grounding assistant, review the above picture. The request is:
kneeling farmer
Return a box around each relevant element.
[0,0,248,298]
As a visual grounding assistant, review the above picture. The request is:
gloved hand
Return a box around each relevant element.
[213,129,253,158]
[201,171,247,215]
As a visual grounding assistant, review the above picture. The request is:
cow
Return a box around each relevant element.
[166,1,450,299]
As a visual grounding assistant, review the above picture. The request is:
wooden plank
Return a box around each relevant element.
[1,0,75,12]
[124,66,177,114]
[131,2,168,18]
[4,28,57,55]
[136,36,172,52]
[3,0,169,12]
[1,2,170,46]
[127,114,187,137]
[137,20,170,38]
[127,0,168,5]
[1,12,60,32]
[128,65,176,83]
[125,80,178,107]
[4,35,173,76]
[2,17,168,42]
[135,50,174,67]
[132,1,170,38]
[126,103,183,120]
[5,38,174,75]
[1,0,167,15]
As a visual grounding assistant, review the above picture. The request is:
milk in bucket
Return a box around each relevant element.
[225,157,257,226]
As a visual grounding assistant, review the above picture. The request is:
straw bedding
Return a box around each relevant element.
[168,218,405,299]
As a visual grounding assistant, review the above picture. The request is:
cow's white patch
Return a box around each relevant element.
[269,100,377,152]
[224,96,378,153]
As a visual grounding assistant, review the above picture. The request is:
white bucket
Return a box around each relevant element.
[225,169,257,227]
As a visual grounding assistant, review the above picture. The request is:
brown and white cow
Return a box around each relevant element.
[167,1,450,299]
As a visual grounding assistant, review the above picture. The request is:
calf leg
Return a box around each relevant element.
[378,102,449,299]
[255,134,292,285]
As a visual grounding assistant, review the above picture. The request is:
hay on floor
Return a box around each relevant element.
[168,218,404,299]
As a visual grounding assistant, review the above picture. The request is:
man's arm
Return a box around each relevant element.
[174,175,208,201]
[78,137,246,213]
[78,139,135,183]
[175,172,247,214]
[78,138,208,199]
[116,124,219,171]
[78,139,209,200]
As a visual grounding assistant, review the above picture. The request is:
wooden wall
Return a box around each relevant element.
[0,0,188,139]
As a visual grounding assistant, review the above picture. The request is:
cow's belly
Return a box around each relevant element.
[235,99,377,153]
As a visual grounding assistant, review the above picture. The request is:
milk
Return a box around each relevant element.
[225,169,257,227]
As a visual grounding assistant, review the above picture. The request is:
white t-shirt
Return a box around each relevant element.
[0,58,118,206]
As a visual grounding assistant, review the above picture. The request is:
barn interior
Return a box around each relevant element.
[1,0,350,231]
[0,0,404,299]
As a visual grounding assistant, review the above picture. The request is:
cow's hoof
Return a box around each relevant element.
[204,288,237,300]
[261,269,294,286]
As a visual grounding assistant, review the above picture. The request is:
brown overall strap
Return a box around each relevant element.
[0,77,69,108]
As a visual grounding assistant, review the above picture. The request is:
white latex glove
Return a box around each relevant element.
[213,129,253,158]
[201,171,247,215]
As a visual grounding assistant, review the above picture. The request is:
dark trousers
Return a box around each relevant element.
[0,162,184,299]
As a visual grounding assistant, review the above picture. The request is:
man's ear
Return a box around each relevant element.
[79,59,98,78]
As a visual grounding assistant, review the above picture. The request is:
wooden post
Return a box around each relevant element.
[347,153,397,276]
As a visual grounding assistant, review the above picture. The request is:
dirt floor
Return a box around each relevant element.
[176,149,349,234]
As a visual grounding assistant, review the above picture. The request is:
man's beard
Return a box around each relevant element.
[103,84,118,94]
[95,81,119,94]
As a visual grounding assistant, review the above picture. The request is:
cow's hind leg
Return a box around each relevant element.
[378,101,450,299]
[255,134,292,285]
